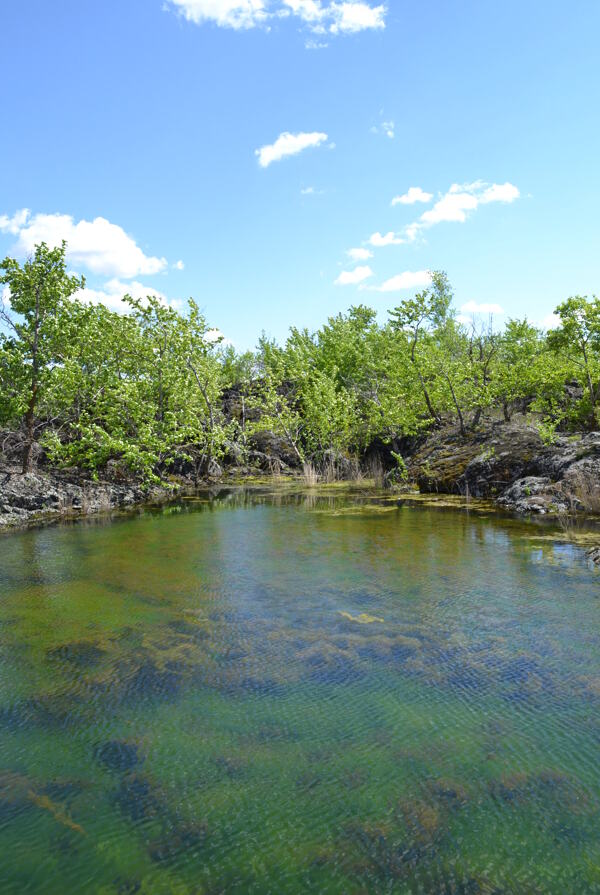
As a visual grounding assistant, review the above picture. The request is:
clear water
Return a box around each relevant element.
[0,489,599,895]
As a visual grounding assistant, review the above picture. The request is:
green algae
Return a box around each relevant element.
[0,490,598,893]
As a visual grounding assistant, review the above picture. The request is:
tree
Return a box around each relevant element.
[0,242,84,472]
[388,271,453,425]
[546,297,600,427]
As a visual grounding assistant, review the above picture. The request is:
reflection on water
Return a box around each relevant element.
[0,489,599,894]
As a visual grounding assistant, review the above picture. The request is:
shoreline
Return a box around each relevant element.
[1,469,599,566]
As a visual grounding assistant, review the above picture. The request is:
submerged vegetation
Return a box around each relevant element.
[0,242,599,486]
[0,490,598,893]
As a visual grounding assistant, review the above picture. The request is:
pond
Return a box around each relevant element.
[0,488,599,894]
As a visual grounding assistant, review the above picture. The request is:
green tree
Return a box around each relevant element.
[547,295,600,427]
[0,242,84,472]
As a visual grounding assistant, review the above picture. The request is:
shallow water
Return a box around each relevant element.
[0,489,599,894]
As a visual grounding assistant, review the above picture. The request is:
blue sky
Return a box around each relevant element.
[1,0,599,348]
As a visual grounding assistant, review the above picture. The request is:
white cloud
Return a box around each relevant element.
[301,185,324,195]
[418,181,520,229]
[479,182,520,204]
[460,300,505,315]
[541,312,561,330]
[419,190,479,226]
[329,2,386,32]
[367,180,520,247]
[0,209,167,279]
[335,265,374,285]
[370,270,432,292]
[256,131,328,167]
[368,230,405,247]
[205,327,224,343]
[0,209,29,235]
[74,279,168,313]
[168,0,386,35]
[391,186,433,206]
[346,247,373,261]
[173,259,185,270]
[167,0,269,29]
[372,119,395,139]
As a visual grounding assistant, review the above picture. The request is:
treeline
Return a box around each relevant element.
[0,242,598,480]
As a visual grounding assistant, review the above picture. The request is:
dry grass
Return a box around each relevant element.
[362,456,386,488]
[302,463,319,486]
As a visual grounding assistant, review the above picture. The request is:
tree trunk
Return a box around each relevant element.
[22,388,37,473]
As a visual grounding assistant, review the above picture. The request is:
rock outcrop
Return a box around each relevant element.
[406,423,600,516]
[0,469,173,530]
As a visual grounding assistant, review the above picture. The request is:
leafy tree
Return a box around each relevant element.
[547,295,600,427]
[0,242,84,472]
[388,271,453,425]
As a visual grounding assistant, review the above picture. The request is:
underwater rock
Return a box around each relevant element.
[0,692,83,731]
[148,819,208,866]
[295,770,322,792]
[46,640,106,668]
[398,798,441,843]
[428,778,470,808]
[112,773,160,822]
[123,660,182,701]
[345,819,423,880]
[113,878,141,895]
[94,740,143,772]
[300,640,362,685]
[488,769,594,815]
[167,619,210,641]
[213,756,247,780]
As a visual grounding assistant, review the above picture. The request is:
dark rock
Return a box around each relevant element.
[112,773,159,821]
[94,740,143,772]
[47,641,106,668]
[248,430,301,469]
[405,422,600,517]
[587,546,600,566]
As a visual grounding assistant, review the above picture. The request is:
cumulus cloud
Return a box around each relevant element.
[541,312,561,330]
[0,209,167,279]
[256,131,328,167]
[173,259,185,270]
[366,180,520,251]
[167,0,386,34]
[346,247,373,261]
[166,0,269,29]
[369,270,432,292]
[391,187,433,206]
[418,181,520,229]
[328,2,386,32]
[74,279,168,313]
[335,265,374,286]
[368,231,406,247]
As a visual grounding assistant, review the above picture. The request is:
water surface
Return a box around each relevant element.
[0,490,599,894]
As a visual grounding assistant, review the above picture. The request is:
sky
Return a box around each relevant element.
[1,0,599,348]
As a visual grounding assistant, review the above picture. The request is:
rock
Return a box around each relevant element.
[248,430,300,469]
[94,740,143,772]
[587,547,600,566]
[0,465,177,530]
[405,422,600,517]
[497,476,568,515]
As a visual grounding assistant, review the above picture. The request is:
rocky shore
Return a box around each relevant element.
[0,468,181,531]
[405,422,600,515]
[1,422,599,565]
